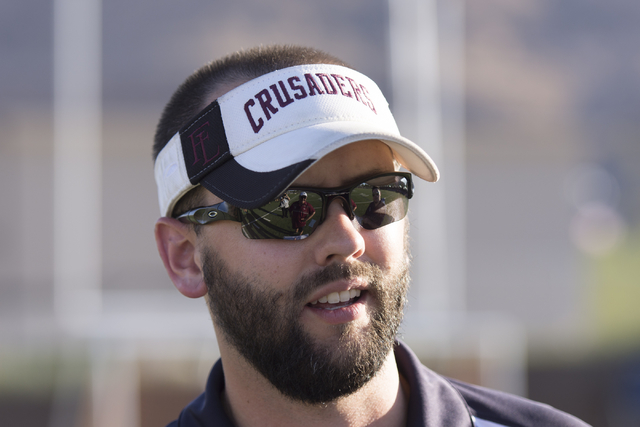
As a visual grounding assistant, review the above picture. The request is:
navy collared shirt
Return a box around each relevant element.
[167,341,590,427]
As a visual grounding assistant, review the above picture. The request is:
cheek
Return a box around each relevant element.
[201,225,309,286]
[362,220,407,269]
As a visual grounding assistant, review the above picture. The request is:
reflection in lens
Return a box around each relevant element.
[354,176,409,230]
[288,191,321,238]
[241,199,295,239]
[240,173,411,239]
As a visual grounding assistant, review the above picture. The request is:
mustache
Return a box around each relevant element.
[292,262,384,303]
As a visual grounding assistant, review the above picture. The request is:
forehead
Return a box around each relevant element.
[293,140,396,188]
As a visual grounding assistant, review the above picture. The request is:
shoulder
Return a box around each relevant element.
[394,341,591,427]
[447,378,592,427]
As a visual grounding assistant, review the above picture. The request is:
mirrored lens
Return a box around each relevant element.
[241,191,323,240]
[240,173,411,239]
[352,174,410,230]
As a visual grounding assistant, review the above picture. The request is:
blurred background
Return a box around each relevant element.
[1,0,639,425]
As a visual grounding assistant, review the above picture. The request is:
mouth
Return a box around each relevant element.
[307,289,363,310]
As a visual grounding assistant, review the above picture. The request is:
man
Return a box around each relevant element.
[290,191,316,235]
[153,45,589,426]
[279,193,290,218]
[361,186,389,229]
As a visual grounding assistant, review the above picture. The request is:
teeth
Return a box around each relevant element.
[310,289,362,305]
[339,290,351,302]
[327,292,340,304]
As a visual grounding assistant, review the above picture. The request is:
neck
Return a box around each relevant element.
[220,345,408,427]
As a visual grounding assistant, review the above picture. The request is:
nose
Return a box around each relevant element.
[326,194,355,220]
[313,198,365,266]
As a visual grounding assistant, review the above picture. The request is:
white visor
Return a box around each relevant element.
[154,63,439,216]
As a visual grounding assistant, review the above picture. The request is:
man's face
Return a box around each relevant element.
[195,140,410,403]
[372,189,381,203]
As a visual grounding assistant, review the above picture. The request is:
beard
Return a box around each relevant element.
[202,246,410,405]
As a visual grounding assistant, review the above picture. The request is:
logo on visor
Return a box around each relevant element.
[189,122,220,166]
[244,72,377,134]
[179,100,231,184]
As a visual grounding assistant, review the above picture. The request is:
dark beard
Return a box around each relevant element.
[202,248,409,404]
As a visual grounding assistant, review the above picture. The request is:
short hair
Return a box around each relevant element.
[153,45,349,218]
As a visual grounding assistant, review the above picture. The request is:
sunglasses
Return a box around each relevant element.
[176,172,413,240]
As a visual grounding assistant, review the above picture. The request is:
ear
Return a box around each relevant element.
[154,217,208,298]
